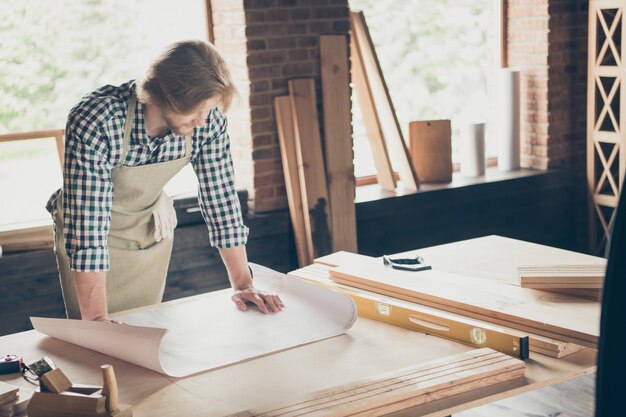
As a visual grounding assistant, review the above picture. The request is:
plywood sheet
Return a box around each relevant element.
[330,261,599,347]
[519,264,606,289]
[326,236,603,347]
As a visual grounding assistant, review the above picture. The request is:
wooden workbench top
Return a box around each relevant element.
[0,308,595,417]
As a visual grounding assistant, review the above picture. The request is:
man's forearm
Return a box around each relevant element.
[218,245,252,290]
[74,271,108,320]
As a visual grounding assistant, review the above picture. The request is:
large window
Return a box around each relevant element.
[0,0,206,231]
[349,0,499,178]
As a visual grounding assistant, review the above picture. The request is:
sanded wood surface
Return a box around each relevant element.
[0,287,596,416]
[289,79,332,258]
[328,237,603,348]
[409,120,453,183]
[274,96,313,266]
[320,35,358,253]
[518,264,606,289]
[349,20,396,191]
[350,11,419,191]
[292,261,582,359]
[233,349,525,417]
[291,262,529,359]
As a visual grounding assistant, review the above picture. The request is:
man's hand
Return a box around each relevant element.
[219,245,286,313]
[231,285,284,313]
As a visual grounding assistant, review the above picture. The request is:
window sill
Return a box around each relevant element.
[355,167,548,204]
[0,222,53,254]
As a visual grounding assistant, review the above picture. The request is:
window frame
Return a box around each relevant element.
[0,129,64,252]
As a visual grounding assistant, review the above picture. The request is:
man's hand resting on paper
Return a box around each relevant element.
[219,245,285,314]
[232,285,284,314]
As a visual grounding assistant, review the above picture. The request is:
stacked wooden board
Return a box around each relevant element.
[0,381,32,417]
[518,264,606,289]
[291,253,585,359]
[274,36,358,266]
[232,349,524,417]
[299,236,604,350]
[329,255,600,348]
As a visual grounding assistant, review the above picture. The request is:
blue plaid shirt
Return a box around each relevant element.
[47,81,248,272]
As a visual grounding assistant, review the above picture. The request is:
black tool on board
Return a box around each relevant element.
[382,255,432,272]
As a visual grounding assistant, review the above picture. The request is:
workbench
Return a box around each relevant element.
[0,236,599,416]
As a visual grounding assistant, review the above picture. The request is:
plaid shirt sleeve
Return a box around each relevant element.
[194,110,249,248]
[62,100,116,272]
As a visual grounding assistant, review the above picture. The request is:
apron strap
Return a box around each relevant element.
[184,134,192,157]
[118,93,137,169]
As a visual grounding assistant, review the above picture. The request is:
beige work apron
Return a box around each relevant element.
[52,94,192,319]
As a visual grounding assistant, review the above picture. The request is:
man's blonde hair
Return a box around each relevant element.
[137,40,236,114]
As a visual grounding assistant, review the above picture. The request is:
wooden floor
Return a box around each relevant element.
[456,373,595,417]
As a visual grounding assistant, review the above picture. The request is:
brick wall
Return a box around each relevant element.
[507,0,587,171]
[507,0,588,251]
[211,0,351,213]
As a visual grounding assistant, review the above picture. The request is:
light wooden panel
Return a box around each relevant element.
[288,79,332,258]
[351,10,420,191]
[320,35,358,253]
[293,258,585,359]
[274,96,313,267]
[330,264,599,348]
[409,120,453,183]
[587,1,626,254]
[235,349,524,417]
[328,239,602,348]
[518,265,606,289]
[349,21,397,191]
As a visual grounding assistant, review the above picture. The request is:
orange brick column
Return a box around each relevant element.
[211,0,350,212]
[506,0,588,250]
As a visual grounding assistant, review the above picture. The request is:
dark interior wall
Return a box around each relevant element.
[0,169,578,336]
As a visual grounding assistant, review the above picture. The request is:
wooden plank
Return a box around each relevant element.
[291,263,530,360]
[539,288,602,301]
[349,23,396,190]
[321,236,605,349]
[288,79,332,257]
[350,10,419,191]
[274,96,313,266]
[409,120,453,183]
[233,349,524,417]
[320,35,358,253]
[518,264,606,289]
[297,257,584,359]
[0,381,19,405]
[330,262,600,347]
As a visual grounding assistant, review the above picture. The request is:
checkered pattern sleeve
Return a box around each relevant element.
[62,100,117,272]
[193,110,249,248]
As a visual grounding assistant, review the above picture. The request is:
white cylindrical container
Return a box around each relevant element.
[460,122,485,177]
[497,68,521,171]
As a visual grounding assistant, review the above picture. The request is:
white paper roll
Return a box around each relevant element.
[460,123,485,177]
[497,68,521,171]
